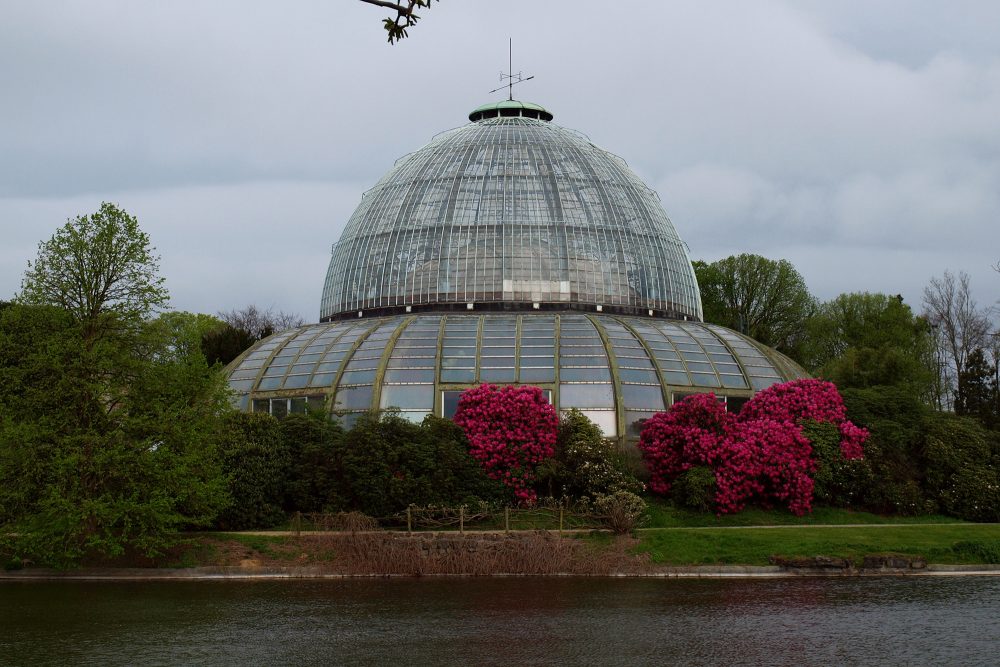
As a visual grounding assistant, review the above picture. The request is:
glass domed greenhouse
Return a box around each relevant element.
[226,100,806,443]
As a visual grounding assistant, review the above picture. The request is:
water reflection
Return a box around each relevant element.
[1,577,998,666]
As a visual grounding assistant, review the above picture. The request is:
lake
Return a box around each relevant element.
[2,576,998,665]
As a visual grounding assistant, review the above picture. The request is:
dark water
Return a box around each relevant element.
[1,577,999,666]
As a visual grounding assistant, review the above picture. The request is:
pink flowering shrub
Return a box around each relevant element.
[638,379,868,515]
[453,384,558,503]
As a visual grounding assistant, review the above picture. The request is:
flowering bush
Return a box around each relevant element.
[453,384,558,503]
[638,379,868,515]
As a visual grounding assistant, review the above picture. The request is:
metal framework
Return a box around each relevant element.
[320,112,702,322]
[227,313,805,440]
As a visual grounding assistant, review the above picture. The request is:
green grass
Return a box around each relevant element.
[635,524,1000,566]
[643,500,962,528]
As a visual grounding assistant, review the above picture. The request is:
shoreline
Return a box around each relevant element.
[4,563,1000,581]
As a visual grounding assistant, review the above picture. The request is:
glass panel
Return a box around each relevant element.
[290,397,308,414]
[441,369,476,383]
[380,385,434,409]
[751,377,781,391]
[442,357,476,369]
[335,386,373,410]
[228,379,255,391]
[520,356,555,367]
[396,411,430,424]
[621,384,665,410]
[384,369,436,383]
[558,356,608,366]
[252,399,269,414]
[559,383,614,407]
[340,370,377,385]
[480,368,516,382]
[720,375,748,389]
[662,370,691,385]
[625,411,658,437]
[691,373,721,388]
[282,375,310,389]
[258,377,282,390]
[519,367,555,382]
[571,410,617,437]
[619,369,658,383]
[560,367,612,382]
[270,399,288,419]
[442,391,463,418]
[310,373,336,387]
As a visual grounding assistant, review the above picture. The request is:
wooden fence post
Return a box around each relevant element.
[294,511,301,538]
[460,506,465,535]
[407,506,412,536]
[559,507,564,537]
[505,507,510,534]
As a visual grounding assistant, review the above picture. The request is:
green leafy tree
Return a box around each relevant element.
[280,412,345,514]
[0,306,229,565]
[18,202,168,344]
[802,292,936,396]
[216,412,290,530]
[1,205,230,566]
[955,348,999,430]
[694,254,815,357]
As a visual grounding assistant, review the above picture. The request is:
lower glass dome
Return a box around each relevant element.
[226,313,806,441]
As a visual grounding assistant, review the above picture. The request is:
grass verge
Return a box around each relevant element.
[635,524,1000,566]
[643,502,962,528]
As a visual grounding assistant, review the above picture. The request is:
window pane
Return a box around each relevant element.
[441,369,476,383]
[480,368,516,382]
[559,383,614,407]
[335,386,373,410]
[380,385,433,409]
[519,367,555,382]
[384,369,436,383]
[621,384,665,410]
[560,367,612,382]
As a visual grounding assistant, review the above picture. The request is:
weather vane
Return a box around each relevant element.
[489,38,534,101]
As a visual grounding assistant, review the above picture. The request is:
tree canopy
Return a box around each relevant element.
[18,202,168,344]
[694,254,815,358]
[359,0,437,43]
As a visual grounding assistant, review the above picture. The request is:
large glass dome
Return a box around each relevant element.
[227,99,806,442]
[320,103,702,321]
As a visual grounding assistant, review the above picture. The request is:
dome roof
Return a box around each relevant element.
[227,313,806,438]
[320,104,702,322]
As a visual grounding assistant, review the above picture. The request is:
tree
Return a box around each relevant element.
[0,306,230,565]
[358,0,437,43]
[18,202,168,344]
[694,254,815,357]
[1,206,231,565]
[955,348,999,430]
[801,292,935,396]
[202,305,305,366]
[922,270,991,410]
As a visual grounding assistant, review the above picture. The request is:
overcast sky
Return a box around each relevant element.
[2,0,998,322]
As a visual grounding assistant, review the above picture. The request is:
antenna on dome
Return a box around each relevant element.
[488,38,534,101]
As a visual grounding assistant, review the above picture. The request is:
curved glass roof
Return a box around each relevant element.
[320,111,702,322]
[227,314,805,439]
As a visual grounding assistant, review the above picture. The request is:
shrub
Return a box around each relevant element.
[803,420,872,507]
[337,412,508,517]
[638,380,868,515]
[279,413,345,514]
[537,409,643,500]
[216,412,289,530]
[670,466,717,512]
[453,384,558,503]
[595,491,647,535]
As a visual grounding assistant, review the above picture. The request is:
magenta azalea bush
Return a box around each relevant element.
[638,379,868,515]
[453,384,558,503]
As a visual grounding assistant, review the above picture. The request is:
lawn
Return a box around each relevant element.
[635,523,1000,566]
[643,501,962,528]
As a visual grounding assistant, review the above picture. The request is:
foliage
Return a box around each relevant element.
[280,412,345,514]
[955,348,999,430]
[215,412,289,530]
[638,380,867,516]
[358,0,437,43]
[922,269,992,410]
[802,421,872,507]
[0,304,230,566]
[922,413,1000,522]
[453,384,558,503]
[670,466,717,512]
[802,292,935,396]
[594,491,647,535]
[17,202,168,343]
[204,305,305,367]
[693,254,815,357]
[536,409,643,500]
[337,412,508,517]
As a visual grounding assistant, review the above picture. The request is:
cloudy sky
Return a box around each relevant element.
[2,0,998,322]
